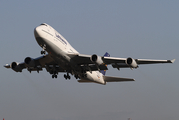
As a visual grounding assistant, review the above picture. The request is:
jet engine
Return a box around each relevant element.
[90,54,104,65]
[24,57,35,67]
[125,57,138,68]
[11,62,23,72]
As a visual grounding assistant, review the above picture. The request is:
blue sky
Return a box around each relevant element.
[0,1,178,120]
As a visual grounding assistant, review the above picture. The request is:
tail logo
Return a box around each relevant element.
[100,52,110,75]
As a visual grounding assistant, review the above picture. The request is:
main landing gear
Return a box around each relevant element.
[52,74,57,78]
[74,74,79,79]
[51,71,58,79]
[74,74,86,79]
[64,73,71,80]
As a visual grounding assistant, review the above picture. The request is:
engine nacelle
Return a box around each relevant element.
[125,57,138,68]
[90,54,104,65]
[11,62,23,72]
[24,57,35,67]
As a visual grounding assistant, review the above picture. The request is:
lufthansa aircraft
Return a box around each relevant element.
[4,23,175,85]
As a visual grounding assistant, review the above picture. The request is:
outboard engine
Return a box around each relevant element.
[11,62,23,72]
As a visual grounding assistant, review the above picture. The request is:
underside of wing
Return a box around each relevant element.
[4,54,66,73]
[69,54,93,65]
[103,76,135,82]
[26,54,67,73]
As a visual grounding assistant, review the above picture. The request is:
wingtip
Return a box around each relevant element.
[171,59,176,63]
[4,64,11,68]
[167,59,175,63]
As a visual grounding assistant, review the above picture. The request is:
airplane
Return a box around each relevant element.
[4,23,175,85]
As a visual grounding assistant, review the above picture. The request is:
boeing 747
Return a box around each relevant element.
[4,23,175,85]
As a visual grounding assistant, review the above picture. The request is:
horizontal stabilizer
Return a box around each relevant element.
[103,76,135,82]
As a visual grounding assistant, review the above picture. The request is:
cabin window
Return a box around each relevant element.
[40,23,47,26]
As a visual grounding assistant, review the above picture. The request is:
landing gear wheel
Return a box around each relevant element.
[52,74,58,79]
[64,74,71,80]
[55,75,57,78]
[64,74,67,80]
[41,51,46,55]
[74,75,79,79]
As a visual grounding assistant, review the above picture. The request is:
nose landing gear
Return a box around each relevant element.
[41,50,46,55]
[41,44,46,55]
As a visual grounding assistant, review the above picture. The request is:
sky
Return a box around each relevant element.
[0,0,178,120]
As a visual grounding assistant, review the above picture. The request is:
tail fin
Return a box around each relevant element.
[100,52,110,75]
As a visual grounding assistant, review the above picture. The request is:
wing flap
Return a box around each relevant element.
[103,76,135,82]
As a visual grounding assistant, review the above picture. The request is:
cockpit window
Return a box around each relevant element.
[40,23,47,26]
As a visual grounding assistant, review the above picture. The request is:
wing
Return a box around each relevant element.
[111,58,175,69]
[135,58,175,64]
[69,53,175,70]
[4,54,65,73]
[103,76,135,82]
[69,54,108,71]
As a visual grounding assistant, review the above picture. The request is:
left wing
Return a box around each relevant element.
[70,53,175,70]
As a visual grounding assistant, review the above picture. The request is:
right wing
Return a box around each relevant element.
[4,54,65,73]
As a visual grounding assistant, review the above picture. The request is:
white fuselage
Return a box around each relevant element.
[34,23,106,85]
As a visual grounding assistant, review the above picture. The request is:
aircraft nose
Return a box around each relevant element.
[34,26,41,38]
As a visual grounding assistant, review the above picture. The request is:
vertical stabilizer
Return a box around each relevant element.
[100,52,110,75]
